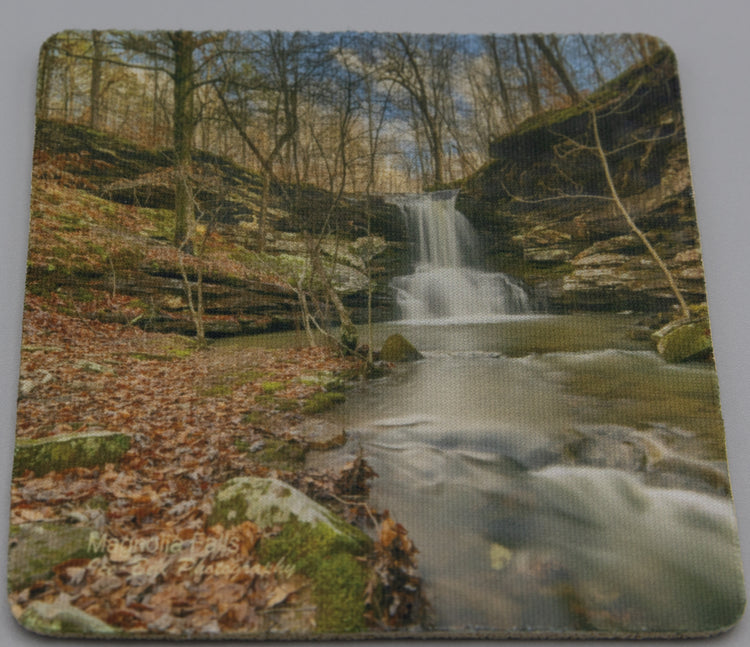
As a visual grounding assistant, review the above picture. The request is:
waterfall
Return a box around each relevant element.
[387,191,529,322]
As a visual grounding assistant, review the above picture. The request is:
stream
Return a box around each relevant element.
[240,191,742,634]
[306,315,744,634]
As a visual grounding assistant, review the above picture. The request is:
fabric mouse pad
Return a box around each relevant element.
[8,31,745,639]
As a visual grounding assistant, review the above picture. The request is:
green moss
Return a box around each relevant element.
[261,381,285,394]
[73,287,96,302]
[8,523,105,591]
[258,519,370,633]
[490,252,575,283]
[656,319,713,363]
[255,393,299,412]
[229,246,257,266]
[13,431,131,477]
[129,352,171,361]
[301,391,346,414]
[234,438,251,453]
[297,371,344,391]
[275,398,299,412]
[200,383,233,397]
[254,438,307,470]
[167,347,193,359]
[206,491,250,528]
[85,494,110,511]
[233,436,307,470]
[241,411,266,425]
[380,334,423,363]
[139,207,174,241]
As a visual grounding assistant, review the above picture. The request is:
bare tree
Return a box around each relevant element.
[89,30,104,129]
[380,34,456,185]
[482,34,518,130]
[514,35,542,116]
[532,34,581,105]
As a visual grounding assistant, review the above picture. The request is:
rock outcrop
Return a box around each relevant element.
[30,120,409,338]
[457,49,706,314]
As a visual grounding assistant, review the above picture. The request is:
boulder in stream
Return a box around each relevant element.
[653,317,712,363]
[379,334,423,362]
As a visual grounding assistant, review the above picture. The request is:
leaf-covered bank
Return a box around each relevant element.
[10,294,425,637]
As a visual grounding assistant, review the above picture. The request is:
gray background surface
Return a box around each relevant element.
[1,1,749,645]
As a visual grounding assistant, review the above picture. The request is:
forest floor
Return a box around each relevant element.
[9,291,422,637]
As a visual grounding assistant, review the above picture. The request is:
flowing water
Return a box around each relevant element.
[387,191,529,321]
[309,194,743,634]
[234,193,743,634]
[310,318,744,634]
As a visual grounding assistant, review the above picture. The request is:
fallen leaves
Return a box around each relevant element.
[10,295,406,636]
[367,511,426,629]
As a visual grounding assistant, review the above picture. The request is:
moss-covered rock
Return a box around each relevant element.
[298,371,345,392]
[208,477,369,548]
[258,518,371,634]
[18,601,118,637]
[654,318,713,363]
[8,522,103,591]
[379,334,423,362]
[13,431,131,477]
[209,477,373,633]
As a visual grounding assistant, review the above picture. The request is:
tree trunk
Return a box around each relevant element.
[579,35,605,86]
[89,30,103,129]
[171,31,196,248]
[484,35,517,129]
[514,35,541,115]
[259,171,269,252]
[532,34,581,104]
[37,38,53,120]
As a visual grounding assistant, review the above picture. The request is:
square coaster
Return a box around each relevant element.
[8,30,745,639]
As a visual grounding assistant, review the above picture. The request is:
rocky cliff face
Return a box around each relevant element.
[30,121,407,337]
[457,49,705,314]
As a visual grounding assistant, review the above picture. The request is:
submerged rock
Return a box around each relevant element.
[379,334,423,362]
[13,431,131,477]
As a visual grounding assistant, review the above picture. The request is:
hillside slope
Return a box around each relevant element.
[28,122,405,337]
[458,48,705,314]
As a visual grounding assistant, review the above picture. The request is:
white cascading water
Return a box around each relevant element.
[388,190,529,321]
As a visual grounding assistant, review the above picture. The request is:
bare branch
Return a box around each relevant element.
[499,176,614,205]
[589,110,690,319]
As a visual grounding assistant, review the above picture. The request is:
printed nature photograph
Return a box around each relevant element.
[8,30,745,639]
